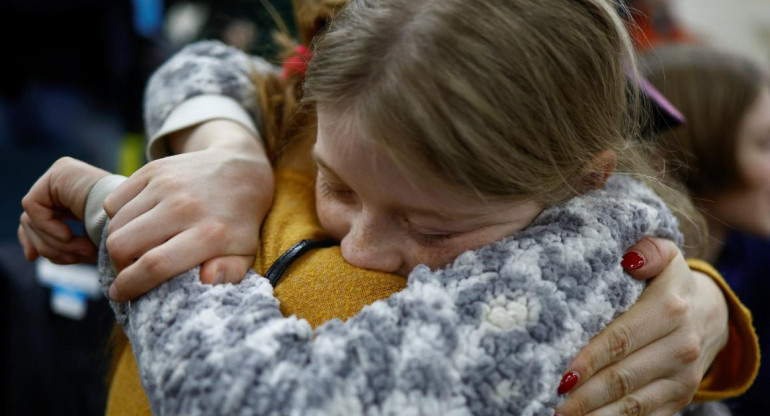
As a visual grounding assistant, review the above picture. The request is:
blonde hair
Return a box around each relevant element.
[260,0,703,252]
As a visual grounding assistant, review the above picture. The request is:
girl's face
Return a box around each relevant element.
[314,109,544,277]
[708,86,770,236]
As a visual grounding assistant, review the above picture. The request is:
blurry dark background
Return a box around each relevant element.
[0,1,293,415]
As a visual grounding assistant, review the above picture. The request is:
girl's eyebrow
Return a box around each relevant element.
[311,149,344,180]
[311,148,489,221]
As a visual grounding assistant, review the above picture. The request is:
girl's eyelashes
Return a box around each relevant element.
[319,177,357,203]
[410,230,457,247]
[406,220,460,246]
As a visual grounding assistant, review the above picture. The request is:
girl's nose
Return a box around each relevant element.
[340,217,402,273]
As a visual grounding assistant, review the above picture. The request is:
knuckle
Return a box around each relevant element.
[21,193,35,212]
[171,193,201,216]
[53,156,75,168]
[619,395,646,416]
[140,250,169,277]
[105,234,120,255]
[106,220,116,235]
[678,389,697,408]
[662,293,689,319]
[105,234,130,264]
[676,368,702,394]
[606,324,634,361]
[111,277,126,297]
[566,394,591,416]
[140,159,159,175]
[676,333,702,364]
[607,367,634,398]
[203,221,228,242]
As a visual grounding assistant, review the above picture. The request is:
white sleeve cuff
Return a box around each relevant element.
[146,94,260,161]
[84,174,127,246]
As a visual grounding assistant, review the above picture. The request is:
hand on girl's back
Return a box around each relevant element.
[101,149,275,302]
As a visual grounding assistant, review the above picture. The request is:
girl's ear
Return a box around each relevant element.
[578,150,617,192]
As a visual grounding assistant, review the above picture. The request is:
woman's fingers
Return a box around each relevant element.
[580,378,692,416]
[18,223,39,261]
[19,212,97,264]
[108,226,245,301]
[106,186,158,236]
[556,326,697,416]
[106,201,196,272]
[564,279,681,395]
[199,255,255,284]
[102,165,153,218]
[22,170,74,243]
[622,237,681,280]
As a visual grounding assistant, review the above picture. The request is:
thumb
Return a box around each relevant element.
[621,237,681,280]
[200,255,255,285]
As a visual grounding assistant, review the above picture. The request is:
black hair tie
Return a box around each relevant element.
[264,238,338,287]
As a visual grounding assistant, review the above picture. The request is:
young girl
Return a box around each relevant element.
[19,0,757,414]
[642,44,769,413]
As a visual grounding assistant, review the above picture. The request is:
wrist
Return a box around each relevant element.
[169,119,268,160]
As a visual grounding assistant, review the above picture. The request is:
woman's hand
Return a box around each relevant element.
[18,157,110,264]
[554,238,729,416]
[103,120,275,302]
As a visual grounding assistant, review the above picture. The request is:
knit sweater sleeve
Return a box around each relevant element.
[142,40,278,160]
[98,177,698,416]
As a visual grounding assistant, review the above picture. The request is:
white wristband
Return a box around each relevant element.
[84,174,127,246]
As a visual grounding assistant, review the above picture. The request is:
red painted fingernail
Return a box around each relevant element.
[558,371,580,395]
[621,251,645,270]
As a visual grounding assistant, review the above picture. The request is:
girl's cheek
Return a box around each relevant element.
[315,197,351,241]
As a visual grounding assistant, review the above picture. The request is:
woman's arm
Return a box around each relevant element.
[102,176,687,415]
[102,41,278,298]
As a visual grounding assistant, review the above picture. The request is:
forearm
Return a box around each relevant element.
[143,40,277,160]
[167,119,267,159]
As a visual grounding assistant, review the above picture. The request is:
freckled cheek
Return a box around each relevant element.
[409,247,466,271]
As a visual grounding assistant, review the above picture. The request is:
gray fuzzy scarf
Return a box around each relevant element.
[98,175,730,416]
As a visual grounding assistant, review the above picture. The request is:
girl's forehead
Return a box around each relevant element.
[315,109,539,220]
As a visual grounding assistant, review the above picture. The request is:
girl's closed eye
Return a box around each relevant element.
[318,175,357,203]
[407,222,460,247]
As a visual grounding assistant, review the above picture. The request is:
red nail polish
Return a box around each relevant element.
[558,371,580,394]
[621,251,645,270]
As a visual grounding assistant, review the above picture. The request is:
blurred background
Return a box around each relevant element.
[0,1,294,415]
[0,0,768,415]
